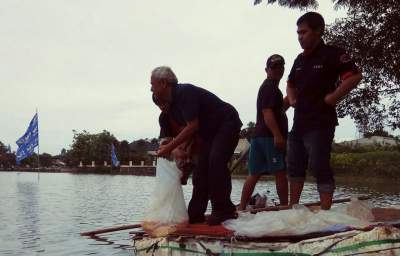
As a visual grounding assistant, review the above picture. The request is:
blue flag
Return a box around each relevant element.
[16,113,39,165]
[111,144,120,167]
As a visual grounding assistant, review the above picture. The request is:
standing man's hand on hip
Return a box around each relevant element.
[274,135,286,151]
[324,93,338,107]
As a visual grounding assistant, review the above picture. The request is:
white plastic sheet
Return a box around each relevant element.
[224,201,373,238]
[141,158,188,237]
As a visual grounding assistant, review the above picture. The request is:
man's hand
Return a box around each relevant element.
[324,93,337,107]
[288,98,297,107]
[172,147,188,161]
[286,83,297,108]
[157,143,172,158]
[274,135,286,151]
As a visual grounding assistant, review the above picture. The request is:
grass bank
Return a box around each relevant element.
[232,147,400,180]
[332,151,400,179]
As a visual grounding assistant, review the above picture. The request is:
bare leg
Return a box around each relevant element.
[289,180,304,206]
[238,175,261,211]
[320,192,333,210]
[274,170,288,205]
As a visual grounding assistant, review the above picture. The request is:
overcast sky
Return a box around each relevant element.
[1,0,360,155]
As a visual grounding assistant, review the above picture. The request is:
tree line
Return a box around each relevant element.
[0,130,159,168]
[1,124,398,168]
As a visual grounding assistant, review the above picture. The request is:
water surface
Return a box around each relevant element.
[0,171,399,255]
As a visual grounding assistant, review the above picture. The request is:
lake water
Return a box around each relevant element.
[0,171,399,256]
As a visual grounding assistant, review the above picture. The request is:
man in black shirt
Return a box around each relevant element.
[238,54,289,210]
[151,66,242,225]
[287,12,362,209]
[152,94,194,185]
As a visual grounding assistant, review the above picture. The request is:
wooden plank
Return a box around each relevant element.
[80,224,141,236]
[243,195,371,213]
[372,207,400,222]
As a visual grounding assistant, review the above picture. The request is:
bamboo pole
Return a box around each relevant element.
[242,195,371,213]
[80,223,141,236]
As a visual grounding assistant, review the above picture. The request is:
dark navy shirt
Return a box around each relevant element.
[169,83,242,137]
[254,79,288,138]
[159,112,172,139]
[288,41,359,133]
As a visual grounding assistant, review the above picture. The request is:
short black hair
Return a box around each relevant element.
[297,12,325,35]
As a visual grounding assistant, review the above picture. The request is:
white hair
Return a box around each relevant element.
[151,66,178,85]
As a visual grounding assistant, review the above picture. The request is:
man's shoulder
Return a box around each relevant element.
[159,112,170,124]
[320,43,345,56]
[293,53,303,62]
[259,79,270,92]
[261,78,279,85]
[177,83,196,90]
[174,83,199,98]
[259,78,271,88]
[260,79,280,95]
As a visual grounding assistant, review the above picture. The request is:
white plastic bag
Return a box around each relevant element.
[142,158,188,237]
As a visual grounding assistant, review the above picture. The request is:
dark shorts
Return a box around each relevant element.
[287,128,335,193]
[248,137,286,175]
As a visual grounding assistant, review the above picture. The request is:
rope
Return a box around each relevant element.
[312,233,359,256]
[197,240,218,256]
[342,246,400,256]
[145,240,160,256]
[328,238,400,254]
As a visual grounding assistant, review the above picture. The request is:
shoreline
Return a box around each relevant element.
[0,166,155,176]
[1,168,399,183]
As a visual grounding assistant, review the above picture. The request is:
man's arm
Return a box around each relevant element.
[286,82,297,107]
[157,119,198,157]
[324,73,362,106]
[263,109,285,150]
[283,96,290,111]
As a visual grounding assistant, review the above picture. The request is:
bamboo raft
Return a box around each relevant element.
[80,197,400,255]
[131,206,400,255]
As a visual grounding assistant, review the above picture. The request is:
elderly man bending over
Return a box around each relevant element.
[151,66,242,225]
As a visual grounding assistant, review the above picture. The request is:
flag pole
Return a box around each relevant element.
[36,109,40,178]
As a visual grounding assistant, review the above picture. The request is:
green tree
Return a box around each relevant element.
[68,130,118,166]
[254,0,400,132]
[240,121,255,140]
[119,140,130,164]
[0,141,15,168]
[0,141,6,154]
[0,141,7,167]
[20,153,38,167]
[130,139,149,162]
[39,153,53,167]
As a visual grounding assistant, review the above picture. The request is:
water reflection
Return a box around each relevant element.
[16,180,43,254]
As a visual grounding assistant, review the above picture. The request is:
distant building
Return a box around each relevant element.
[340,136,398,147]
[53,159,66,167]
